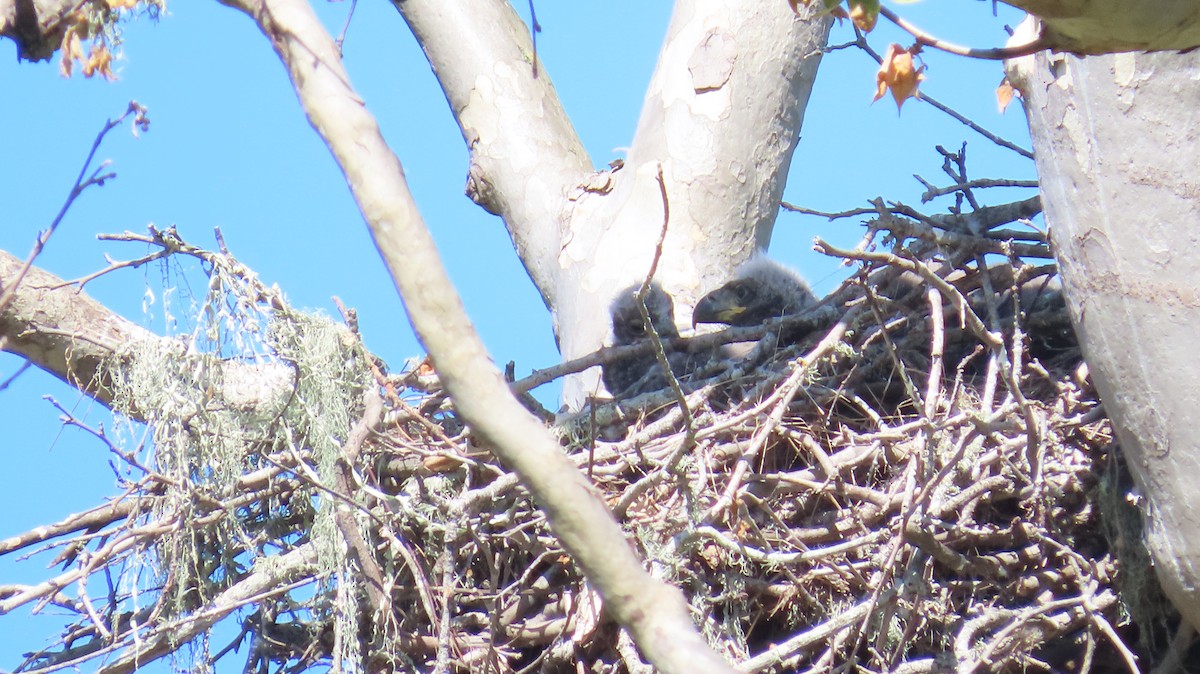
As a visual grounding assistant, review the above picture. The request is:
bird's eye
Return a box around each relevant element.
[734,284,753,303]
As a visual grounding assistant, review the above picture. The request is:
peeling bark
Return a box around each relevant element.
[556,2,830,405]
[392,1,830,407]
[1008,48,1200,630]
[391,0,591,308]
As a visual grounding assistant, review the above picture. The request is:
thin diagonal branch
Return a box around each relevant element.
[217,1,736,671]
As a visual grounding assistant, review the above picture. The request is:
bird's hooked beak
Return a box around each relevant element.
[693,287,748,327]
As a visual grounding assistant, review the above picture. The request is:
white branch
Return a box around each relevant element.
[392,0,592,306]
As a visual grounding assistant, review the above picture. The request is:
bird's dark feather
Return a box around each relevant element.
[602,282,716,399]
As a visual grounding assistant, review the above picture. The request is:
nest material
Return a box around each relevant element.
[360,258,1154,673]
[6,226,1184,674]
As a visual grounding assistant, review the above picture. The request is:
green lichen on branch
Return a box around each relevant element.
[98,232,374,668]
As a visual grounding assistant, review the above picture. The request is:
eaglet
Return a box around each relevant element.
[693,254,817,328]
[602,282,707,399]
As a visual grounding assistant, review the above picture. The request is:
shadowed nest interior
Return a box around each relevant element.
[3,213,1189,674]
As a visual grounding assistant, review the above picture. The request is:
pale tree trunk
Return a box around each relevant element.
[1007,48,1200,631]
[557,1,830,405]
[395,0,830,408]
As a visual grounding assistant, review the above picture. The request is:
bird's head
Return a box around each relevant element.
[693,255,815,327]
[692,278,764,326]
[609,282,680,345]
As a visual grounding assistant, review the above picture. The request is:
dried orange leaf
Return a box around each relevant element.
[423,455,461,473]
[82,43,115,80]
[873,43,925,111]
[997,76,1021,113]
[59,28,83,78]
[416,357,437,377]
[848,0,880,32]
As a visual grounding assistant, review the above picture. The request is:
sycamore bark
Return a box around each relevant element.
[1008,48,1200,631]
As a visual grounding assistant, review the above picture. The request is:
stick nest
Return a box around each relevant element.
[4,225,1185,674]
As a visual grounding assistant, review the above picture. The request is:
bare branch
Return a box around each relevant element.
[96,545,320,674]
[878,6,1047,60]
[0,248,152,405]
[0,102,142,320]
[850,33,1034,158]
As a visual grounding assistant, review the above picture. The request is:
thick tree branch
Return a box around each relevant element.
[1007,46,1200,632]
[1001,0,1200,53]
[1,246,297,422]
[218,0,737,671]
[390,0,592,307]
[0,249,151,405]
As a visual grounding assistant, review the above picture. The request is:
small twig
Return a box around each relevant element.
[781,202,878,220]
[513,306,839,395]
[816,238,1002,350]
[919,177,1038,203]
[737,597,874,673]
[937,143,982,212]
[878,6,1046,61]
[0,359,32,392]
[1081,582,1139,674]
[526,0,542,78]
[334,0,359,55]
[921,285,945,483]
[0,102,145,317]
[634,163,695,444]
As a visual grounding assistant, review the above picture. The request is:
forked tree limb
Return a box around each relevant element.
[217,0,737,671]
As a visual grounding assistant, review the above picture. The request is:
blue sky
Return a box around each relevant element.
[0,1,1035,670]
